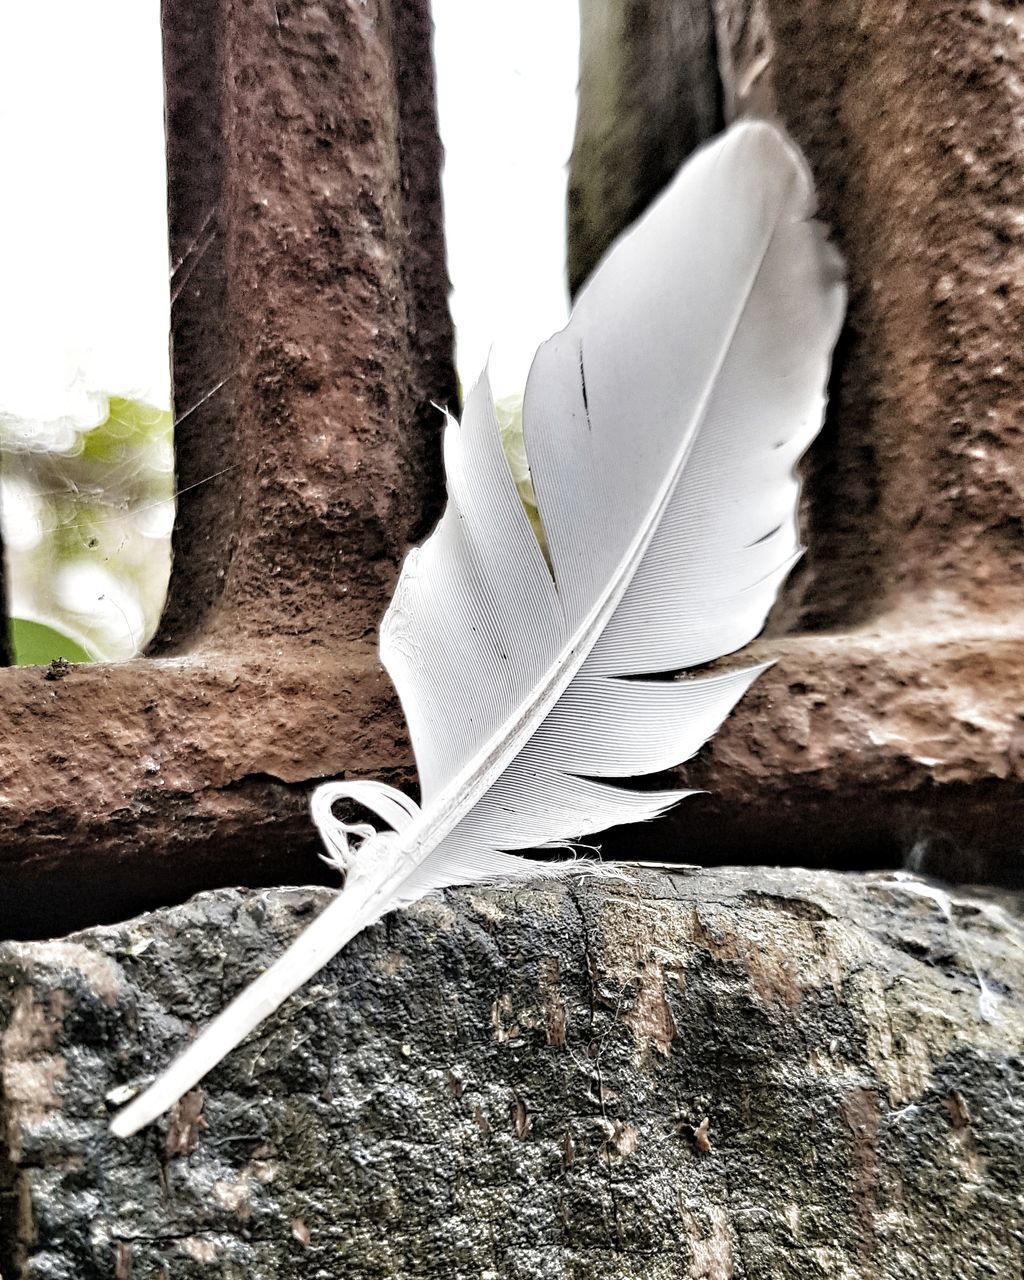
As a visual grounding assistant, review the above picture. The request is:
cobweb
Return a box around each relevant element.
[1,391,175,661]
[0,0,173,663]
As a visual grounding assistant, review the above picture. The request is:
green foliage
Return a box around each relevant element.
[494,394,547,552]
[9,617,94,665]
[79,396,170,462]
[1,395,174,662]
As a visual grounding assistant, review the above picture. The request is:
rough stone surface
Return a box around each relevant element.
[2,867,1023,1278]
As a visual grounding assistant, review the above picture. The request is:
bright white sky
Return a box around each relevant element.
[433,2,579,399]
[0,0,171,425]
[0,1,578,427]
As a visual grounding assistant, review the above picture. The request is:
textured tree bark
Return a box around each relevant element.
[2,868,1022,1278]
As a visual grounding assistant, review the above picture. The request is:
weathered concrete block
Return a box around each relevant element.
[2,867,1022,1277]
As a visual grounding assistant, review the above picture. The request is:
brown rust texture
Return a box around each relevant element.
[155,0,452,652]
[569,0,1024,885]
[156,0,232,651]
[585,0,1024,885]
[4,0,1024,933]
[0,558,11,667]
[714,0,1024,629]
[0,647,413,939]
[4,624,1022,936]
[630,625,1024,885]
[0,0,452,936]
[1,868,1022,1277]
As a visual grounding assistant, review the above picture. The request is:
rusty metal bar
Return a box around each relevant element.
[712,0,1024,632]
[0,649,408,937]
[0,540,10,668]
[568,0,722,295]
[582,0,1024,885]
[4,0,1022,939]
[154,0,452,652]
[152,0,232,651]
[0,0,453,937]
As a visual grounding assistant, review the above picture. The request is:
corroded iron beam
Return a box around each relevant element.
[3,0,1023,939]
[0,0,454,936]
[571,0,1024,889]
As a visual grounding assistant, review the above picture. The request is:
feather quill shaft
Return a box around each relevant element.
[112,120,845,1137]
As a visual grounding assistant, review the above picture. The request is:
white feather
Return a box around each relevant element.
[111,120,845,1137]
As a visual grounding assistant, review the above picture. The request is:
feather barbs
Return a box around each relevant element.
[111,120,845,1137]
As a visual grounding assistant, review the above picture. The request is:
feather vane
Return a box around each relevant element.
[111,120,845,1137]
